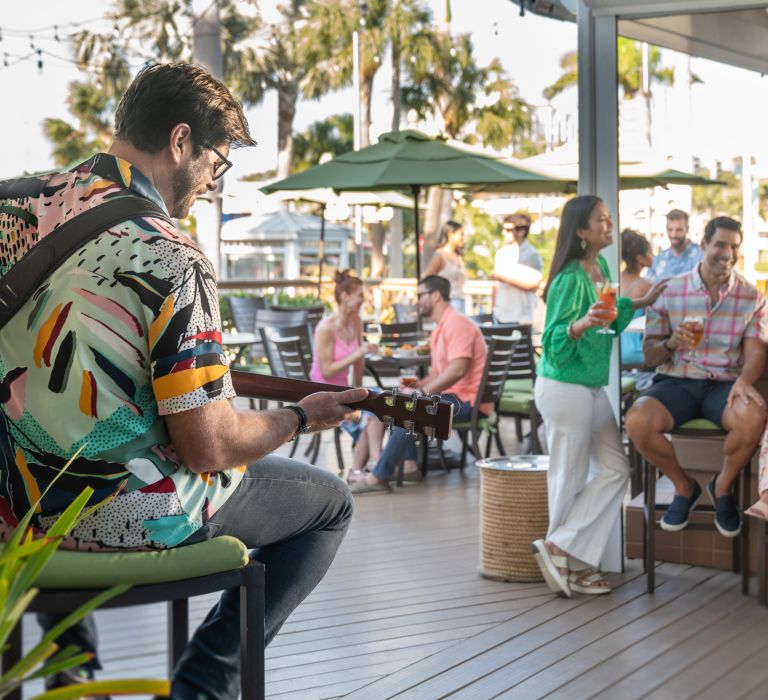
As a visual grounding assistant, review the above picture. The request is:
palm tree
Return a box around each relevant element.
[401,29,536,260]
[46,0,260,165]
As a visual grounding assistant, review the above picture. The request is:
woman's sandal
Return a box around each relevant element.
[531,539,571,598]
[745,499,768,522]
[346,468,367,485]
[568,569,611,595]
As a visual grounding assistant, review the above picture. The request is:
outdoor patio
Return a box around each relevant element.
[19,412,768,700]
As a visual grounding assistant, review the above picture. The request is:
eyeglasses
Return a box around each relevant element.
[206,144,233,180]
[504,225,529,233]
[417,290,433,298]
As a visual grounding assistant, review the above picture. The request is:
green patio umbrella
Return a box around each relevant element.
[261,130,567,282]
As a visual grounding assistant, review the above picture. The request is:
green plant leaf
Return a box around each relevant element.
[1,584,128,685]
[30,678,170,700]
[27,649,94,681]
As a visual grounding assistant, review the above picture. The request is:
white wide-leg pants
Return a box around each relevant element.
[534,376,630,570]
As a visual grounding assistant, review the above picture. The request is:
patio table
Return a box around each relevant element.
[364,353,431,390]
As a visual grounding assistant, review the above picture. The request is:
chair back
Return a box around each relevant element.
[380,322,420,347]
[470,313,495,325]
[394,303,418,323]
[256,307,308,328]
[271,336,311,380]
[228,296,266,333]
[259,323,313,376]
[271,303,324,330]
[475,335,519,407]
[504,324,536,382]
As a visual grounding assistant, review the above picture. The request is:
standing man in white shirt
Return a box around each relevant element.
[492,213,544,325]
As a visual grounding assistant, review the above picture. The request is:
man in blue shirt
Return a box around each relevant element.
[647,209,702,282]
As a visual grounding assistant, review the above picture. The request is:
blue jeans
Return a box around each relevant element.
[372,397,474,481]
[38,456,353,700]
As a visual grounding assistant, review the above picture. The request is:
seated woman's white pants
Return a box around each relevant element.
[534,376,630,570]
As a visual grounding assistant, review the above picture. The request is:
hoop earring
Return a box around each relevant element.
[579,238,587,250]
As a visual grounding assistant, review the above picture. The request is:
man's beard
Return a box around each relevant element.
[169,164,197,219]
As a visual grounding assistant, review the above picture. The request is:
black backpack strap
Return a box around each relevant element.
[0,195,172,331]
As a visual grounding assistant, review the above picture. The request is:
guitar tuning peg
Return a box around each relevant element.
[426,394,441,415]
[423,425,436,444]
[402,419,417,441]
[383,415,394,435]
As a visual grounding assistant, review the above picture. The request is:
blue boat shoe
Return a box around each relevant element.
[660,481,703,531]
[707,474,742,538]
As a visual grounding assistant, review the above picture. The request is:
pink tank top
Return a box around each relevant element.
[310,333,360,385]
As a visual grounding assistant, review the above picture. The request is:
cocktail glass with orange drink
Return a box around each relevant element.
[681,315,705,361]
[595,282,619,335]
[399,367,419,390]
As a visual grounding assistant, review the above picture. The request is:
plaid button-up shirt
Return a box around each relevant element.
[645,266,768,381]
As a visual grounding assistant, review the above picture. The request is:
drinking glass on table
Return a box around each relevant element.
[595,282,619,335]
[364,322,382,346]
[681,315,705,362]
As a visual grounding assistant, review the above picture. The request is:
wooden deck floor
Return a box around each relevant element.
[21,420,768,699]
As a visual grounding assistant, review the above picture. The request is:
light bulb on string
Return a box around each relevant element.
[54,26,60,41]
[36,48,42,71]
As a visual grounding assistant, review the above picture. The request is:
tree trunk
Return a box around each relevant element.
[370,223,386,278]
[361,73,374,148]
[388,6,404,278]
[276,85,298,179]
[422,187,444,268]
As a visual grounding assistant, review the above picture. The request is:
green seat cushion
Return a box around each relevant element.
[676,418,721,432]
[503,378,534,394]
[499,393,531,415]
[33,536,249,589]
[453,412,498,432]
[621,376,638,393]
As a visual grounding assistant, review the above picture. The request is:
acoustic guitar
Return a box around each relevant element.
[230,370,454,441]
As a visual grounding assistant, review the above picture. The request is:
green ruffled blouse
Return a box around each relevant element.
[538,256,635,388]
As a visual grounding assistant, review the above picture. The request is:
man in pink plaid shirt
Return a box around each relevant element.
[627,216,768,537]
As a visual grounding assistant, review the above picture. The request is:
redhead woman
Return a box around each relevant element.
[310,270,384,480]
[532,196,665,597]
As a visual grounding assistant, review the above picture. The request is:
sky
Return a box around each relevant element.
[1,1,767,183]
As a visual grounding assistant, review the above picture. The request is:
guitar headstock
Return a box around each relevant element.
[365,389,454,441]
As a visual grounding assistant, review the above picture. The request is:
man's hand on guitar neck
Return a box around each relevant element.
[297,388,368,432]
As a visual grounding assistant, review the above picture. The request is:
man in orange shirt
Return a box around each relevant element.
[351,275,489,493]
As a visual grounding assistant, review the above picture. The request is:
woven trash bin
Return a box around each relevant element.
[477,455,549,582]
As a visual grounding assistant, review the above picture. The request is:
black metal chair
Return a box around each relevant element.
[2,539,265,700]
[259,323,313,379]
[440,335,518,469]
[640,421,752,595]
[228,296,266,333]
[469,312,495,325]
[380,321,420,347]
[270,303,325,341]
[271,335,346,475]
[488,324,537,453]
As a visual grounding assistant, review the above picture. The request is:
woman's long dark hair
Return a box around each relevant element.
[543,195,602,301]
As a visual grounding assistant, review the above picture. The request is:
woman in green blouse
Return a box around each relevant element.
[532,195,665,597]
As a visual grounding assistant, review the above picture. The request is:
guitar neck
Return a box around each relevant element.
[231,370,373,408]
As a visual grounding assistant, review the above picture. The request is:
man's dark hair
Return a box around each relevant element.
[419,275,451,301]
[666,208,689,226]
[503,212,532,238]
[544,195,602,301]
[114,63,256,155]
[703,215,742,244]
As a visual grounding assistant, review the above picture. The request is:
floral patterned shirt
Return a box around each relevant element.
[0,154,241,549]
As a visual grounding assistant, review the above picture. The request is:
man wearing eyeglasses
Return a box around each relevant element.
[0,63,365,700]
[492,212,544,326]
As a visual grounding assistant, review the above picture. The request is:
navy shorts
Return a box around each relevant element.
[642,374,733,429]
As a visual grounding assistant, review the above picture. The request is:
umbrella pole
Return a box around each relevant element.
[411,185,422,334]
[318,204,326,300]
[412,185,421,283]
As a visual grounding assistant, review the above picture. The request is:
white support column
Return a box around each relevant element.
[577,2,623,573]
